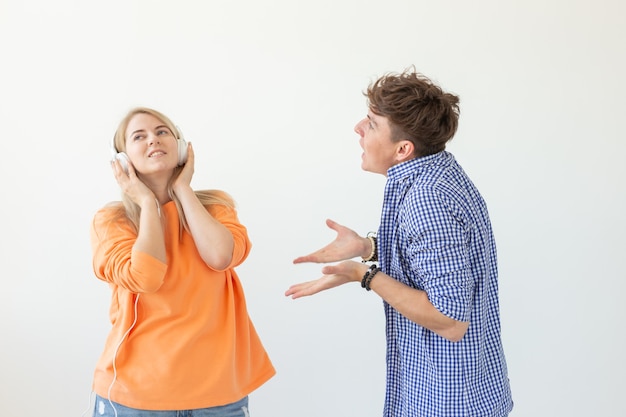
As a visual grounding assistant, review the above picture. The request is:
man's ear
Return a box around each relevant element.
[395,140,415,163]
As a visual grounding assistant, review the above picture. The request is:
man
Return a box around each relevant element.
[286,68,513,416]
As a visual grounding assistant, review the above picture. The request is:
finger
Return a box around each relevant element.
[321,265,339,275]
[285,289,302,299]
[126,160,137,178]
[287,285,316,299]
[284,286,298,297]
[288,291,308,300]
[185,142,194,166]
[187,142,193,157]
[325,218,338,230]
[293,255,316,264]
[111,159,125,180]
[284,282,311,298]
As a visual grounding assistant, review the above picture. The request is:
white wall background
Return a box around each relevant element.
[1,0,624,416]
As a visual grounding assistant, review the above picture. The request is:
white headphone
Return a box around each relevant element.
[110,126,188,173]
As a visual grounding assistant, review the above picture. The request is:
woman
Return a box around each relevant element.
[90,107,275,416]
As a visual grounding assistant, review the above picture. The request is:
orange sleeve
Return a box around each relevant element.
[90,207,168,293]
[207,204,252,271]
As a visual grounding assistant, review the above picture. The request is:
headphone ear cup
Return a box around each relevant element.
[110,138,129,174]
[115,152,130,174]
[177,138,188,166]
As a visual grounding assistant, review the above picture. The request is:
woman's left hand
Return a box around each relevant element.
[173,142,194,192]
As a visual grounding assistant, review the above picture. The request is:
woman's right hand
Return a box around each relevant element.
[111,158,155,206]
[292,219,370,264]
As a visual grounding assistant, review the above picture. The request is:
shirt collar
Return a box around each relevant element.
[387,151,449,182]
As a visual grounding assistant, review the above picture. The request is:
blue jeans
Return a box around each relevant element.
[93,395,249,417]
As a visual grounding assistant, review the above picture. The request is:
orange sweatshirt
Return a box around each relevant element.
[90,200,275,410]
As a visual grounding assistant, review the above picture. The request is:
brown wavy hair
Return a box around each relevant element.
[365,67,460,157]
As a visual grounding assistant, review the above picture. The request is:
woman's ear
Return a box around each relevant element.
[396,140,415,162]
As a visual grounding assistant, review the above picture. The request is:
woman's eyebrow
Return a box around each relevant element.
[129,128,146,137]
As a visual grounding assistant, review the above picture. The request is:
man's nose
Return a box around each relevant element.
[354,119,365,136]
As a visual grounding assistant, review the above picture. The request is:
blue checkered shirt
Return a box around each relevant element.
[378,151,513,417]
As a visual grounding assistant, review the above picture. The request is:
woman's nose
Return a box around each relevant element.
[148,134,160,145]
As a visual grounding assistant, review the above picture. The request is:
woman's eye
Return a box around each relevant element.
[133,134,143,141]
[157,129,169,136]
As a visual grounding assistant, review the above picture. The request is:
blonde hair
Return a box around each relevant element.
[110,107,235,232]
